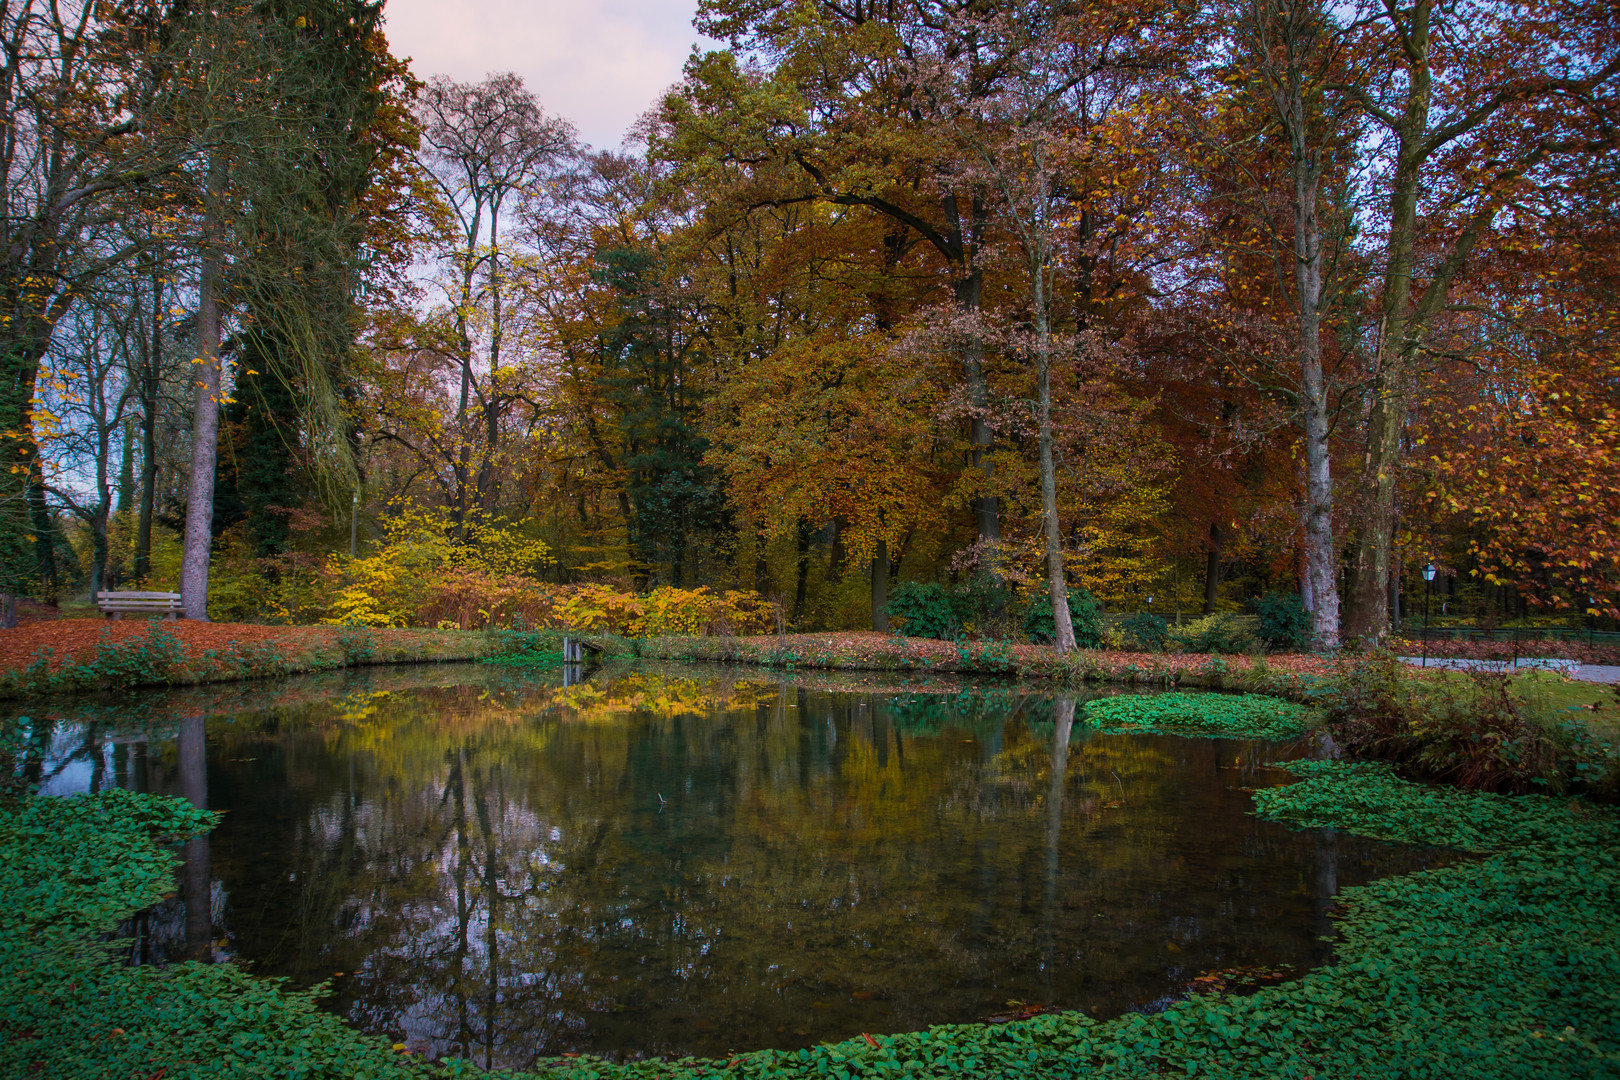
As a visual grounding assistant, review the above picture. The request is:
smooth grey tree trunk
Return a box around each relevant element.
[1033,257,1075,653]
[180,168,224,621]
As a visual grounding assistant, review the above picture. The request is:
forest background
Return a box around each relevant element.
[4,0,1617,651]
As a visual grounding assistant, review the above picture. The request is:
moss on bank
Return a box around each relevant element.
[3,698,1617,1078]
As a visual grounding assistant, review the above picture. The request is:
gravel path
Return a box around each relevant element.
[1401,656,1620,684]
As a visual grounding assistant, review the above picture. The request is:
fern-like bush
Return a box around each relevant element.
[886,582,965,640]
[1023,585,1105,648]
[1250,591,1311,651]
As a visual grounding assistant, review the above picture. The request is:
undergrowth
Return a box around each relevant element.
[1326,651,1618,798]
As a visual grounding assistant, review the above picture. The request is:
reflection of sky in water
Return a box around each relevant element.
[21,666,1443,1069]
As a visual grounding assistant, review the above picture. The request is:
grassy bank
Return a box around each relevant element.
[3,694,1616,1079]
[0,619,507,699]
[634,631,1335,697]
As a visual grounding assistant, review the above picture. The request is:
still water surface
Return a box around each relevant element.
[30,664,1436,1067]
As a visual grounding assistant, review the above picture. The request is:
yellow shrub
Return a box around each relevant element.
[556,583,645,633]
[320,501,553,627]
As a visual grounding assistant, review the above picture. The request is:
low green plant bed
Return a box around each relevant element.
[4,708,1616,1078]
[1083,690,1316,740]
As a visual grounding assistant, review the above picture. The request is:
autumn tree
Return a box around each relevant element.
[0,0,193,605]
[1338,0,1620,639]
[413,73,576,527]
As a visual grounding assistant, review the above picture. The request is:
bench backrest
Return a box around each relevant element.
[96,591,182,601]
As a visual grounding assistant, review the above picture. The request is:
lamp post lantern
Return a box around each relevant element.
[1422,563,1437,668]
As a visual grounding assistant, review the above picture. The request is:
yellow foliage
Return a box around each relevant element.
[310,501,773,635]
[321,500,553,627]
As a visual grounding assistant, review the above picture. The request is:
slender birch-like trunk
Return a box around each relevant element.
[180,161,225,620]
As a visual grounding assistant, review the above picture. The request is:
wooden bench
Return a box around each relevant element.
[96,591,184,620]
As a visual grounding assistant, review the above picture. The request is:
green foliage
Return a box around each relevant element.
[89,621,187,689]
[1083,691,1315,740]
[336,627,376,665]
[1250,592,1311,651]
[0,785,438,1080]
[197,639,290,681]
[595,247,731,582]
[1118,612,1168,651]
[1166,612,1260,655]
[1324,651,1616,796]
[887,581,965,640]
[481,626,567,667]
[954,639,1018,674]
[0,621,190,696]
[1024,585,1105,647]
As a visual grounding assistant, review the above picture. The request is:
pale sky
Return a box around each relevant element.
[381,0,721,152]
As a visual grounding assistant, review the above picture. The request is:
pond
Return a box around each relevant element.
[25,663,1438,1068]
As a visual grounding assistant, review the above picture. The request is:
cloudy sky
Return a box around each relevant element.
[381,0,721,152]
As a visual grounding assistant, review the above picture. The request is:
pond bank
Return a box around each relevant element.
[0,623,1333,701]
[3,688,1615,1079]
[638,631,1334,696]
[0,618,504,698]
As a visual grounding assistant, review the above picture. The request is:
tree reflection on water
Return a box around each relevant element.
[24,665,1437,1067]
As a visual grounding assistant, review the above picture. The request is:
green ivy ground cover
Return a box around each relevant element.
[1081,691,1316,740]
[4,707,1617,1079]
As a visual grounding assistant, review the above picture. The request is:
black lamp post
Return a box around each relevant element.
[1422,563,1437,668]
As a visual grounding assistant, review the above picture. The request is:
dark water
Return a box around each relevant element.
[26,664,1437,1067]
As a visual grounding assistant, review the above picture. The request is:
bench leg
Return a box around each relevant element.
[167,612,177,620]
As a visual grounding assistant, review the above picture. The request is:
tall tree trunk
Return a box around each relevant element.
[117,418,135,514]
[1034,261,1075,653]
[1203,521,1222,615]
[90,511,109,598]
[794,516,811,621]
[1343,0,1431,641]
[181,164,225,621]
[954,273,999,544]
[1344,373,1403,639]
[27,464,55,603]
[1293,128,1341,650]
[134,269,162,582]
[479,204,504,513]
[753,525,770,594]
[870,537,889,632]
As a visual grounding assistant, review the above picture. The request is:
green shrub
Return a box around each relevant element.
[481,626,566,667]
[1250,591,1311,650]
[887,581,965,640]
[87,622,187,690]
[1118,612,1168,651]
[1023,585,1104,648]
[1166,612,1259,655]
[335,626,376,665]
